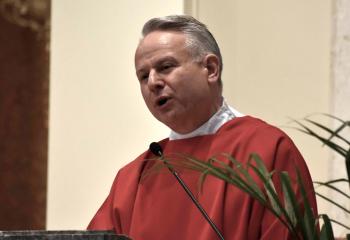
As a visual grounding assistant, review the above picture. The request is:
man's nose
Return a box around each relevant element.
[148,70,165,91]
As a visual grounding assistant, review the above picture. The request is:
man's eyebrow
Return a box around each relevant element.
[155,56,177,63]
[136,56,177,75]
[150,56,178,68]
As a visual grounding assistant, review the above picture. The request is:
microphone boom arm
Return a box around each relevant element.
[163,160,225,240]
[149,142,224,240]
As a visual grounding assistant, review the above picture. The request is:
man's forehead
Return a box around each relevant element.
[137,31,187,52]
[135,31,189,66]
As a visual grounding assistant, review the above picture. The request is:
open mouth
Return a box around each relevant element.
[157,97,169,107]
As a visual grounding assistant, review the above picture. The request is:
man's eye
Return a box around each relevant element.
[163,65,171,69]
[160,64,174,71]
[139,74,148,82]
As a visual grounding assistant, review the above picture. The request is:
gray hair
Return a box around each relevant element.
[141,15,223,86]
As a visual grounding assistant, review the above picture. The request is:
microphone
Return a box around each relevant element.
[149,142,163,157]
[149,142,225,240]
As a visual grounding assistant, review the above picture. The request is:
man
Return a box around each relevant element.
[88,15,317,240]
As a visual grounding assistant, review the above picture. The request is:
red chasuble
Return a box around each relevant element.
[88,116,317,240]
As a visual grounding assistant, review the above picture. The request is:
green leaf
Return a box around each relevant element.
[208,156,238,178]
[249,153,270,177]
[162,150,335,240]
[329,218,350,231]
[209,156,270,204]
[198,169,210,193]
[314,180,350,199]
[305,119,349,145]
[181,155,266,203]
[179,153,294,233]
[248,154,286,216]
[319,214,335,240]
[224,154,266,201]
[141,158,168,181]
[316,178,350,184]
[329,121,350,142]
[290,119,347,157]
[346,150,350,189]
[264,177,282,216]
[280,173,298,228]
[303,118,350,145]
[316,192,350,214]
[180,156,229,181]
[246,159,296,234]
[303,212,317,240]
[297,170,317,240]
[280,172,309,239]
[318,113,347,124]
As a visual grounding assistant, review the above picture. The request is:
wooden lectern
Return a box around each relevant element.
[0,231,131,240]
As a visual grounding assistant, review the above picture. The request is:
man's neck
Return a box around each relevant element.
[169,100,242,140]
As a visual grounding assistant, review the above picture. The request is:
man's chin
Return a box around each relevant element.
[154,111,189,132]
[157,116,179,131]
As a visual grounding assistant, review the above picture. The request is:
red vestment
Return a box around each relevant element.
[88,116,317,240]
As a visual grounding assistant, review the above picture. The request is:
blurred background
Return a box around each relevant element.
[0,0,349,236]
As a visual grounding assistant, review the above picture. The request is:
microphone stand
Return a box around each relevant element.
[150,142,225,240]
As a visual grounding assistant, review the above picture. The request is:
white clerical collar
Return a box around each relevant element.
[169,100,244,140]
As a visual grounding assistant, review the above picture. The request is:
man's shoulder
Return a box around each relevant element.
[220,115,287,137]
[217,115,297,152]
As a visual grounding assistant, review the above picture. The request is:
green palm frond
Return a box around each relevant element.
[289,115,350,186]
[314,181,350,199]
[142,114,350,239]
[145,152,323,239]
[289,114,350,236]
[328,218,350,231]
[319,214,335,240]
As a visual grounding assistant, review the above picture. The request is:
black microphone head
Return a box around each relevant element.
[149,142,163,156]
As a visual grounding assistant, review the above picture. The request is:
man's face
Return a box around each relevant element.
[135,31,219,134]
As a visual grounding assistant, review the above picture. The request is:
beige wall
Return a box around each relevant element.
[48,0,183,229]
[49,0,332,230]
[186,0,332,212]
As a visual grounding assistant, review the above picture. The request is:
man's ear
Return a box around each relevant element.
[203,54,220,84]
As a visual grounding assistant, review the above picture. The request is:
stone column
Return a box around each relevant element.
[330,0,350,236]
